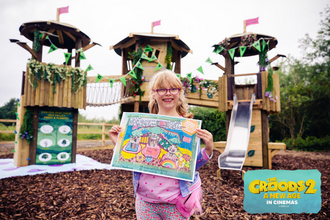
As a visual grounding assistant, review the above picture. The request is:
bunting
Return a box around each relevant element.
[186,73,192,83]
[148,54,157,62]
[135,61,144,70]
[64,53,71,64]
[79,51,86,60]
[128,70,137,79]
[119,76,126,86]
[155,62,163,71]
[239,46,247,57]
[145,45,153,52]
[197,66,204,74]
[86,64,93,72]
[216,46,224,54]
[228,48,236,60]
[141,53,150,61]
[205,57,212,64]
[48,44,57,54]
[95,74,103,83]
[262,39,266,51]
[109,79,114,88]
[253,41,261,52]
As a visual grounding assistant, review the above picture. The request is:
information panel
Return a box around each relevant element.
[36,108,73,165]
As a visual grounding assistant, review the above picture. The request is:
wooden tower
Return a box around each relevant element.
[213,32,286,169]
[110,32,192,114]
[12,20,98,166]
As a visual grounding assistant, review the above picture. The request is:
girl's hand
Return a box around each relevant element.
[196,128,214,157]
[109,126,122,146]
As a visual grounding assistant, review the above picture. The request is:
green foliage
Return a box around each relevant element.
[189,106,226,142]
[19,108,34,144]
[0,98,18,125]
[0,123,15,141]
[270,6,330,148]
[284,136,330,152]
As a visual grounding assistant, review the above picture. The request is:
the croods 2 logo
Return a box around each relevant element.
[243,170,321,214]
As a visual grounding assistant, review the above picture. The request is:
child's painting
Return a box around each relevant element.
[110,112,202,181]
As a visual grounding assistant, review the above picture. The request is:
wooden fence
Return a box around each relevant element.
[0,119,118,146]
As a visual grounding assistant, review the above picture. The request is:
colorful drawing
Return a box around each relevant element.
[110,112,202,181]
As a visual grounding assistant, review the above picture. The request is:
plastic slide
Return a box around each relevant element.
[218,94,255,170]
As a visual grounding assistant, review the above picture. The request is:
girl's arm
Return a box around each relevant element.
[109,125,121,146]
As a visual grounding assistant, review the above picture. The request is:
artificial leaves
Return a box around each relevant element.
[27,59,87,94]
[33,30,41,53]
[165,42,172,70]
[19,108,34,144]
[180,76,218,99]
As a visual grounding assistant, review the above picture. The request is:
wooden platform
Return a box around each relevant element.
[214,141,286,169]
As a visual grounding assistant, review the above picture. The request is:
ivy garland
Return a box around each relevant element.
[19,108,34,144]
[165,42,172,70]
[27,59,87,94]
[33,30,41,53]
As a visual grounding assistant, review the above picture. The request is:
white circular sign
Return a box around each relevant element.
[58,125,71,134]
[40,125,54,134]
[57,152,70,161]
[58,139,70,147]
[39,153,52,162]
[39,139,53,148]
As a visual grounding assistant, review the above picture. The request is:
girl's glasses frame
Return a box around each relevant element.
[153,88,181,96]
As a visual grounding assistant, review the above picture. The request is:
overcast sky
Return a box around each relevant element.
[0,0,328,120]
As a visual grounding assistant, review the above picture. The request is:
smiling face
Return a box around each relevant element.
[150,70,183,116]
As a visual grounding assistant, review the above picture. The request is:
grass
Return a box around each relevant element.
[0,123,16,141]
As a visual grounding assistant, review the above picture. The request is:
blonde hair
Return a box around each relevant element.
[148,69,193,118]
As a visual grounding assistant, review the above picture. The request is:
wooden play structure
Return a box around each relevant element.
[12,17,99,166]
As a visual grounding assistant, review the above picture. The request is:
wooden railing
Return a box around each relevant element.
[0,119,118,146]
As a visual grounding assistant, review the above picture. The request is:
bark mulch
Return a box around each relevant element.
[0,149,329,219]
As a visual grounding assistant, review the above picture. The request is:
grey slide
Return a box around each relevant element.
[218,94,255,170]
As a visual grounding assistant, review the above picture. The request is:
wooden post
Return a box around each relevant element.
[243,20,246,33]
[102,122,106,146]
[151,22,154,34]
[134,101,139,112]
[261,110,269,168]
[56,8,60,22]
[75,38,82,67]
[29,107,39,165]
[71,109,78,163]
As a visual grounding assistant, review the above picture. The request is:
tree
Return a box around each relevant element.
[0,98,18,125]
[270,6,330,142]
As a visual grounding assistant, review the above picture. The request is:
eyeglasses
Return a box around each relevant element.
[153,88,181,96]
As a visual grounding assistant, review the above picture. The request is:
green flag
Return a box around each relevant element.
[86,64,93,72]
[95,74,103,83]
[46,36,49,40]
[197,66,204,74]
[155,62,163,71]
[253,40,261,52]
[78,48,83,52]
[262,39,266,51]
[109,79,114,88]
[141,53,150,61]
[79,51,86,60]
[187,73,192,83]
[128,70,137,79]
[135,61,144,70]
[176,74,181,78]
[205,57,212,64]
[145,45,153,52]
[119,76,126,86]
[48,44,57,54]
[239,46,247,57]
[216,46,224,54]
[148,54,157,62]
[64,53,71,64]
[228,48,235,60]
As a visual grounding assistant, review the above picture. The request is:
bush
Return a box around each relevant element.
[0,123,16,141]
[284,135,330,151]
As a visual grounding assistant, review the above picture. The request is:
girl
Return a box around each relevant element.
[109,69,214,219]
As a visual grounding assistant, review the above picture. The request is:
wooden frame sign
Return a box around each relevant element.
[110,112,201,181]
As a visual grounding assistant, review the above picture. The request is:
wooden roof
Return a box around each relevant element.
[19,20,91,49]
[110,32,192,58]
[213,32,278,57]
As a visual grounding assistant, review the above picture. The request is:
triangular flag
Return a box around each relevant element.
[109,79,114,88]
[155,62,163,71]
[176,74,181,78]
[77,48,83,52]
[216,46,224,54]
[197,66,204,74]
[64,53,71,64]
[95,74,103,83]
[252,40,261,52]
[39,33,43,38]
[144,45,153,52]
[205,57,212,64]
[128,70,137,79]
[228,48,235,60]
[187,73,192,83]
[119,76,126,86]
[135,61,144,70]
[141,53,150,61]
[86,64,93,72]
[46,36,49,40]
[148,55,157,62]
[79,51,86,60]
[48,44,57,54]
[262,39,266,51]
[239,46,247,57]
